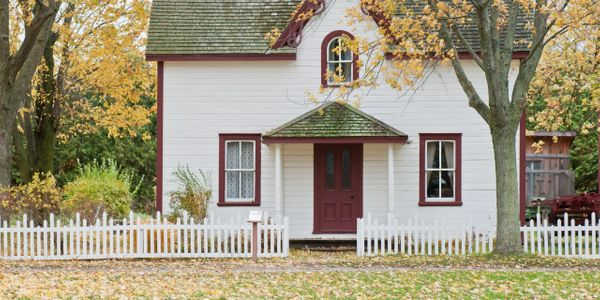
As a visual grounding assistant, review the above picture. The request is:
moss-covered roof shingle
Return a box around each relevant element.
[393,2,532,53]
[147,0,532,55]
[264,102,408,138]
[147,0,300,55]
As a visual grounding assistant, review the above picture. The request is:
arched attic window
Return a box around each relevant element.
[321,30,359,87]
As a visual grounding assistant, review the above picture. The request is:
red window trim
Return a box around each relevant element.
[419,133,462,207]
[218,134,262,207]
[321,30,359,88]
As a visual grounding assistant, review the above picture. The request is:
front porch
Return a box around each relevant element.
[262,102,408,239]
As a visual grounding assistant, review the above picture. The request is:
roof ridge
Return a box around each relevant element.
[264,102,336,137]
[264,101,408,138]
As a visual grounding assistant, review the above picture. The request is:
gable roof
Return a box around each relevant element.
[146,0,301,57]
[146,0,532,58]
[263,102,408,142]
[272,0,532,53]
[392,2,533,53]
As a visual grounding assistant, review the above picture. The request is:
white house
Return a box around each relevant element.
[146,0,529,240]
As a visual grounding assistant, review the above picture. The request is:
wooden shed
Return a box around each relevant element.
[525,131,576,205]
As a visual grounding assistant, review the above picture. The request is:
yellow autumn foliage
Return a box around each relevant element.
[528,28,600,134]
[15,0,156,142]
[0,173,62,225]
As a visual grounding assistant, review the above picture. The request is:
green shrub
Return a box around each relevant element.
[0,173,61,225]
[169,166,212,221]
[62,160,140,221]
[55,126,156,214]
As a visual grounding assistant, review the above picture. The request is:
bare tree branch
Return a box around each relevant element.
[452,24,485,69]
[501,0,520,70]
[430,0,491,123]
[475,2,495,69]
[509,0,549,121]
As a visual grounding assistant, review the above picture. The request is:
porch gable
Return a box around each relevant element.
[263,102,408,144]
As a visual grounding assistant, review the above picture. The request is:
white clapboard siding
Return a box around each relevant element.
[357,213,494,257]
[521,213,600,258]
[0,213,289,260]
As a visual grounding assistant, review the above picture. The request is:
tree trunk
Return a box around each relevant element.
[0,1,59,187]
[35,117,57,175]
[13,30,60,183]
[14,127,32,183]
[492,126,522,254]
[0,116,13,187]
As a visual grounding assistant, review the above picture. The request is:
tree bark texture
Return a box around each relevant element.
[491,125,522,254]
[0,1,59,186]
[14,32,60,183]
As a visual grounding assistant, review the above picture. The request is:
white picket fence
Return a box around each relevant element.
[358,213,600,258]
[0,213,289,260]
[357,214,495,256]
[522,213,600,258]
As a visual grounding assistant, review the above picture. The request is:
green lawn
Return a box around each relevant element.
[2,250,600,299]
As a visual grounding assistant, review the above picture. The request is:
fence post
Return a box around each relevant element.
[356,218,362,256]
[251,221,258,260]
[283,217,289,257]
[592,213,597,257]
[136,217,142,257]
[22,215,27,258]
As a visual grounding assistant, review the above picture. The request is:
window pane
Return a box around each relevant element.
[426,141,439,169]
[340,42,352,61]
[241,142,254,169]
[340,62,352,82]
[241,171,254,199]
[426,171,440,198]
[342,149,351,188]
[226,142,240,169]
[328,38,340,61]
[226,171,240,199]
[326,151,335,189]
[441,141,454,169]
[441,171,454,198]
[327,63,336,82]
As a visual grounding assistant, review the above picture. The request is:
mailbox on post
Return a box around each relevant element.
[248,210,263,260]
[248,210,263,223]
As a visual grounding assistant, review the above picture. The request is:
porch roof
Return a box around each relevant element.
[263,102,408,144]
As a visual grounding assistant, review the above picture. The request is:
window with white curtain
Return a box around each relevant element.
[425,140,456,200]
[225,140,255,201]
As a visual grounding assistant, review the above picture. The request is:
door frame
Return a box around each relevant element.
[313,143,363,234]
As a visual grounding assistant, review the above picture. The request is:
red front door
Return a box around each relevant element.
[314,144,363,233]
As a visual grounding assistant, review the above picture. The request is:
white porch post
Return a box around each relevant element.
[275,144,284,220]
[387,144,395,216]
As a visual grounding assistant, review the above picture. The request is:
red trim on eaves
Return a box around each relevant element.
[262,136,408,144]
[146,53,296,62]
[418,133,463,207]
[384,51,530,61]
[465,51,529,60]
[156,61,164,213]
[271,0,326,49]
